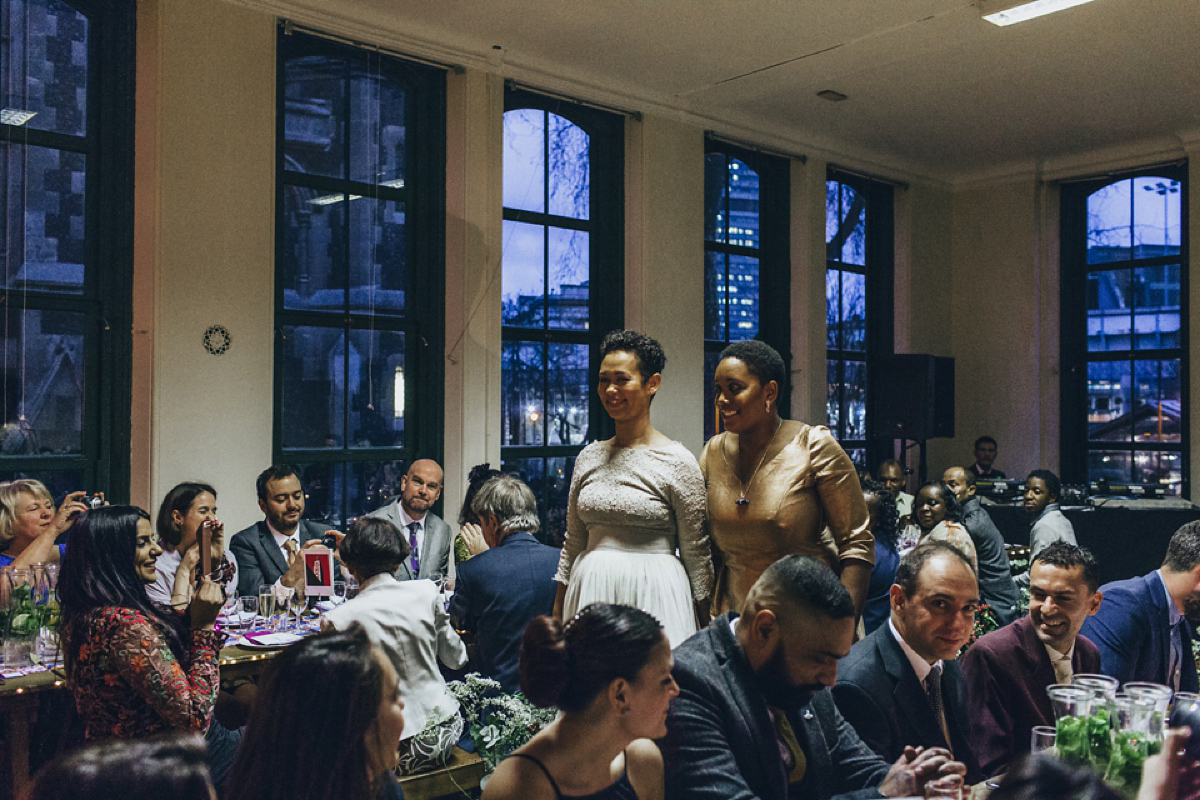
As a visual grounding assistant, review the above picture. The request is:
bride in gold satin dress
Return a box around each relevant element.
[701,340,874,616]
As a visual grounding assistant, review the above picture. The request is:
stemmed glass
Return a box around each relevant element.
[332,581,347,606]
[257,585,278,632]
[288,586,308,631]
[219,588,239,633]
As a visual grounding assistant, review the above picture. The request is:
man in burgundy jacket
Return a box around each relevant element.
[960,542,1104,778]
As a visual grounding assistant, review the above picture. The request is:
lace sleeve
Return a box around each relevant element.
[667,445,714,601]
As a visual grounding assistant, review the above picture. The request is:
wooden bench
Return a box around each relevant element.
[397,747,487,800]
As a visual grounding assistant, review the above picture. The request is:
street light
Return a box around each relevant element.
[1142,180,1179,250]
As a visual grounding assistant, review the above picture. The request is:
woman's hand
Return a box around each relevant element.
[202,520,225,565]
[51,491,89,535]
[460,523,488,556]
[188,576,223,630]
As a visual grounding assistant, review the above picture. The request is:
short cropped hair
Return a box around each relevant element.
[600,329,666,380]
[959,469,977,489]
[471,474,541,536]
[975,435,998,450]
[894,540,976,597]
[338,516,409,580]
[719,339,787,394]
[1026,469,1061,500]
[256,465,299,502]
[1033,541,1100,593]
[1164,520,1200,573]
[753,555,854,620]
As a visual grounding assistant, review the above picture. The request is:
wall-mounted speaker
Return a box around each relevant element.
[873,354,954,440]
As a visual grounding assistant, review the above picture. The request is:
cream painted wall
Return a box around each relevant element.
[625,115,705,456]
[925,180,1058,483]
[141,0,277,527]
[442,69,504,516]
[789,157,829,427]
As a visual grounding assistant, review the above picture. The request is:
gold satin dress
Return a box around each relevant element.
[700,421,873,615]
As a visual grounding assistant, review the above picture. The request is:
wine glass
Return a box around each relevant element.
[288,586,308,631]
[332,581,347,606]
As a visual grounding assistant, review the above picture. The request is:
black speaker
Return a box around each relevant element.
[873,354,954,440]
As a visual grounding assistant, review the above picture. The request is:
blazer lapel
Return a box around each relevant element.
[259,522,288,576]
[712,619,788,800]
[878,628,947,750]
[1017,617,1059,724]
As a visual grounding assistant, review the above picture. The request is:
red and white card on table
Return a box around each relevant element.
[303,545,334,597]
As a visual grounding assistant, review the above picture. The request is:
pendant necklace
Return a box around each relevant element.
[727,418,782,506]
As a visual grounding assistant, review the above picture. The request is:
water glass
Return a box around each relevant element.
[234,596,258,634]
[1105,693,1158,794]
[1073,674,1118,767]
[1030,725,1057,755]
[3,569,36,669]
[1047,685,1092,766]
[288,587,308,630]
[1124,682,1172,738]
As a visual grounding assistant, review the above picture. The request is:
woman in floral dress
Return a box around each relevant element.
[59,505,224,740]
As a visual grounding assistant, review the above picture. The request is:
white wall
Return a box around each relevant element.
[137,0,277,527]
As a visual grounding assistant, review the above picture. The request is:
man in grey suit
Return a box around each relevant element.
[662,555,967,800]
[366,458,454,582]
[230,465,335,597]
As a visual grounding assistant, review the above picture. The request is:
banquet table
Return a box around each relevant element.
[0,642,273,798]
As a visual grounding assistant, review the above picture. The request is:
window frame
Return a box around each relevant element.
[702,138,790,439]
[499,88,624,537]
[826,168,894,469]
[0,0,135,500]
[272,29,446,524]
[1060,163,1190,496]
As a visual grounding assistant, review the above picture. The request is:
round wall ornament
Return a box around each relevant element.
[202,325,232,355]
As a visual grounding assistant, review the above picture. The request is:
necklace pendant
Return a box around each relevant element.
[735,498,750,506]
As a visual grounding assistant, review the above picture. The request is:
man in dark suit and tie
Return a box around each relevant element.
[960,542,1104,777]
[1081,521,1200,693]
[230,465,335,597]
[662,555,967,800]
[366,458,454,583]
[450,474,560,693]
[832,542,982,784]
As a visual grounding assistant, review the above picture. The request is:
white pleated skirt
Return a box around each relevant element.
[562,549,698,648]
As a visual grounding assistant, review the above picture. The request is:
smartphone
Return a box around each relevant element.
[199,521,212,578]
[1171,698,1200,763]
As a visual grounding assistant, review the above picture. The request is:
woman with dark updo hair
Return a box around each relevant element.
[483,603,677,800]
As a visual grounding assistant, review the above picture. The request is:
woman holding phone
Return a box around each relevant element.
[149,482,237,608]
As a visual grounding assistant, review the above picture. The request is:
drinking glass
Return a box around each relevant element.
[235,596,258,634]
[332,581,347,606]
[258,585,278,632]
[1124,682,1172,741]
[220,588,239,631]
[1105,693,1157,794]
[346,576,360,600]
[4,569,36,669]
[1047,685,1092,766]
[1030,726,1057,755]
[288,586,308,630]
[1073,674,1119,768]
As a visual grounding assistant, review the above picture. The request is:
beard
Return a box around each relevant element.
[753,644,823,711]
[1182,589,1200,623]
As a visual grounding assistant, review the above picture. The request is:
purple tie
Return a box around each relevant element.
[407,522,420,575]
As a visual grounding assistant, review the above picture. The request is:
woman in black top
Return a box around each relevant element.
[483,604,676,800]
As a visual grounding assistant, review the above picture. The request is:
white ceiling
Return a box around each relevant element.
[249,0,1200,183]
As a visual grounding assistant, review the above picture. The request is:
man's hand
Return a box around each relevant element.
[459,523,488,556]
[878,746,966,798]
[280,539,325,589]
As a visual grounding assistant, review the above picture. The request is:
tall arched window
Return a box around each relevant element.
[275,29,445,525]
[500,90,623,540]
[1061,166,1188,494]
[0,0,134,498]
